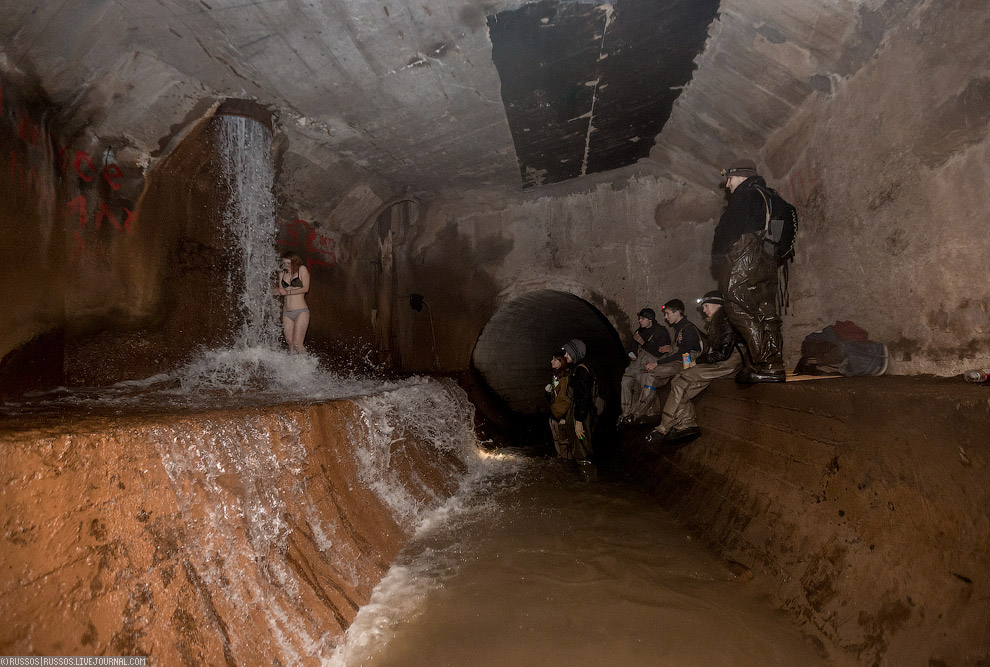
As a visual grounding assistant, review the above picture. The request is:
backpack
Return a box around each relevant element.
[574,364,606,417]
[754,184,798,263]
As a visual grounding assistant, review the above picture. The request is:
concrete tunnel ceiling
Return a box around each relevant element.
[472,290,625,415]
[1,0,892,201]
[489,0,720,188]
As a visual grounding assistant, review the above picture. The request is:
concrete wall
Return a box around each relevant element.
[615,376,990,667]
[0,71,68,397]
[766,0,990,376]
[394,168,724,373]
[390,0,989,379]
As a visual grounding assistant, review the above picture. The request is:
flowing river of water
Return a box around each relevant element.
[331,456,828,667]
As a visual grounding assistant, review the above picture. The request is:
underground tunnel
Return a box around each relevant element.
[471,289,626,417]
[1,0,989,665]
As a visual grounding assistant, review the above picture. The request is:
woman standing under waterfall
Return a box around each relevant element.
[276,252,310,354]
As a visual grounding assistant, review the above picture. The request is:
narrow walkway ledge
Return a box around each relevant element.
[613,375,990,667]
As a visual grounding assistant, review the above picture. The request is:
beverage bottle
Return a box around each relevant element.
[963,369,990,384]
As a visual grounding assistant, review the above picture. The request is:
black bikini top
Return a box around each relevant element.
[281,276,303,288]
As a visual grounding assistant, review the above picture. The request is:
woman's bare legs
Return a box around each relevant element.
[282,314,296,352]
[289,311,309,354]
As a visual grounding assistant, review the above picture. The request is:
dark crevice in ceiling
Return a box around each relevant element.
[489,0,720,188]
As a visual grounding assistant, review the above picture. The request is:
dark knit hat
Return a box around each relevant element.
[637,308,656,321]
[698,290,724,305]
[662,299,685,315]
[562,339,587,363]
[721,159,758,178]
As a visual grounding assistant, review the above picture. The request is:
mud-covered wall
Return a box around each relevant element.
[616,376,990,667]
[766,0,990,376]
[0,382,474,662]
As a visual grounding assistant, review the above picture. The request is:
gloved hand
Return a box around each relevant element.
[574,421,585,439]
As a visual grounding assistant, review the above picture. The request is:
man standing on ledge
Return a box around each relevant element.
[712,159,786,383]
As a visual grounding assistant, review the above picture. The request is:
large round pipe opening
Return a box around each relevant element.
[471,290,626,417]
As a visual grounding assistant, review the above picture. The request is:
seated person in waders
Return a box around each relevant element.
[646,291,743,445]
[618,308,672,426]
[637,299,704,403]
[562,338,598,482]
[545,351,572,458]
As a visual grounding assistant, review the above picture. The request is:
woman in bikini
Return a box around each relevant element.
[275,252,310,354]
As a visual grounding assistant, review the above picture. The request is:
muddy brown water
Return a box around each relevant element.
[337,456,828,667]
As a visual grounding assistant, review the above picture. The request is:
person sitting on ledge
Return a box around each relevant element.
[646,291,743,445]
[618,307,672,426]
[635,298,703,402]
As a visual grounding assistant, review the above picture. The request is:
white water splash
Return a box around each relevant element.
[217,113,281,350]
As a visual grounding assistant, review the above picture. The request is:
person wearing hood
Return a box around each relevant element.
[646,291,743,444]
[618,307,672,425]
[711,160,785,383]
[545,351,572,458]
[561,338,597,479]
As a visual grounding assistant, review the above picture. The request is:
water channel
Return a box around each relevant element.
[333,456,828,666]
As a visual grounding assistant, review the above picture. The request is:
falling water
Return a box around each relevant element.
[217,113,281,350]
[0,107,518,664]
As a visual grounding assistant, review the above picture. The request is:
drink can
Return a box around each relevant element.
[682,352,692,369]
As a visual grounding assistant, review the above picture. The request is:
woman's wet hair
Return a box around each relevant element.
[281,251,302,274]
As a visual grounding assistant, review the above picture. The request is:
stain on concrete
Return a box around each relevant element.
[757,23,787,44]
[920,76,990,167]
[854,599,912,664]
[489,0,719,187]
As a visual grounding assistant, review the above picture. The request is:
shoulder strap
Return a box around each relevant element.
[754,185,771,234]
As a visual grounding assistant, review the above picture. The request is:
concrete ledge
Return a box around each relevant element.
[0,388,471,663]
[614,376,990,667]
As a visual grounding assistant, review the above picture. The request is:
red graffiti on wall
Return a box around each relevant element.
[3,77,139,262]
[779,166,822,205]
[277,218,339,271]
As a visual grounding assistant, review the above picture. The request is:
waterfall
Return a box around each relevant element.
[216,114,281,350]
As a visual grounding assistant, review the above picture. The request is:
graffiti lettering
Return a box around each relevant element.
[17,109,43,146]
[102,162,124,191]
[277,218,339,271]
[73,150,96,182]
[66,195,87,228]
[3,76,140,263]
[779,166,822,206]
[10,150,39,196]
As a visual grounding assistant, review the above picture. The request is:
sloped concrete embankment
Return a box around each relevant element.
[616,376,989,667]
[0,380,478,664]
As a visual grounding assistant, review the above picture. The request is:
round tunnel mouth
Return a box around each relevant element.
[470,290,626,422]
[215,98,275,133]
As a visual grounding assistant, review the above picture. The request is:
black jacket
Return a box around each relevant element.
[697,308,741,364]
[569,363,595,422]
[630,323,671,358]
[657,318,703,365]
[711,176,768,270]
